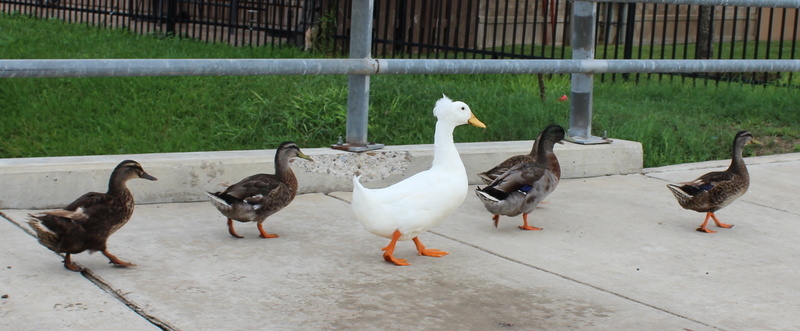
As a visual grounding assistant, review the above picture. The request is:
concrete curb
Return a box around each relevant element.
[0,139,642,209]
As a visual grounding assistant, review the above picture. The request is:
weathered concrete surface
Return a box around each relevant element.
[0,216,158,330]
[1,153,797,330]
[0,139,642,209]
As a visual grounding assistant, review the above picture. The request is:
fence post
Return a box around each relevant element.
[569,0,610,144]
[622,2,637,81]
[335,0,384,151]
[165,0,176,35]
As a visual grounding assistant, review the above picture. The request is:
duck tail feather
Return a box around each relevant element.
[206,192,233,211]
[476,186,508,201]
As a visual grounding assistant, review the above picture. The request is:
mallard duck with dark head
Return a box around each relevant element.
[476,124,565,231]
[207,141,313,239]
[28,160,157,272]
[667,130,760,233]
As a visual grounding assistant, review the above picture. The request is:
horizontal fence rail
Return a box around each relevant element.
[2,58,799,77]
[3,0,799,86]
[591,0,800,8]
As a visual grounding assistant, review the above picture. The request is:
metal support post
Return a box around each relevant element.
[333,0,384,152]
[568,1,611,145]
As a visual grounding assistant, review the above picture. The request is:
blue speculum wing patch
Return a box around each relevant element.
[699,183,715,191]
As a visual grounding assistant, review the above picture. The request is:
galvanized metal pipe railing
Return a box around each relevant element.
[343,0,378,151]
[571,1,600,143]
[3,59,798,77]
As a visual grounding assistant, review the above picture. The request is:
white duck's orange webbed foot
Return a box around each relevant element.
[382,251,410,266]
[519,214,543,231]
[257,223,279,239]
[381,230,410,266]
[412,237,449,257]
[102,250,135,267]
[227,218,244,238]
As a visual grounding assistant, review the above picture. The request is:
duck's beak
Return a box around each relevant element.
[140,172,158,181]
[468,114,486,128]
[297,151,314,162]
[749,138,763,145]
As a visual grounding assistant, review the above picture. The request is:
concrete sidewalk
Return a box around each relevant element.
[2,153,799,330]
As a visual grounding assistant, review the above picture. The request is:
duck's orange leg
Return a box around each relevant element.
[519,214,543,231]
[257,222,279,238]
[492,215,501,228]
[63,253,83,272]
[381,230,409,266]
[709,212,733,229]
[102,250,135,267]
[412,237,448,258]
[696,212,718,233]
[227,218,244,238]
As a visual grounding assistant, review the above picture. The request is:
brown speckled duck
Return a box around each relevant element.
[476,124,565,230]
[667,130,760,233]
[206,141,313,239]
[27,160,157,272]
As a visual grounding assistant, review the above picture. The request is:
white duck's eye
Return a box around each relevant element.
[461,107,465,110]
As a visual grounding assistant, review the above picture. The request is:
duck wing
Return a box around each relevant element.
[64,192,114,213]
[217,174,286,202]
[478,155,534,185]
[674,171,734,196]
[478,163,546,201]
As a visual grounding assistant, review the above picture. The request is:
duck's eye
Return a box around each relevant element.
[461,107,465,110]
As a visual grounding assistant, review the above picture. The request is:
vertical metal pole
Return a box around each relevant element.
[338,0,383,151]
[569,1,609,144]
[622,2,637,81]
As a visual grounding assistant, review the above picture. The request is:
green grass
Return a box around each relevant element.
[2,13,799,168]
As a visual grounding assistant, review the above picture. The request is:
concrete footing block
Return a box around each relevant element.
[0,139,641,209]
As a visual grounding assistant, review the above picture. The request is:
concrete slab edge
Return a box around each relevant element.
[643,152,800,174]
[0,139,643,209]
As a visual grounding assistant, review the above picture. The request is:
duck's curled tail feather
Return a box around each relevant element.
[206,192,233,213]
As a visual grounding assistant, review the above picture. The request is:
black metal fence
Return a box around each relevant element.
[2,0,798,86]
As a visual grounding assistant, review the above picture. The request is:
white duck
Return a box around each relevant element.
[351,95,486,266]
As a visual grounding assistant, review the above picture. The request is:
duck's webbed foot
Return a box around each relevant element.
[412,237,449,257]
[696,212,732,233]
[519,214,543,231]
[709,212,733,229]
[227,218,244,238]
[63,254,84,272]
[102,250,135,267]
[257,223,279,239]
[381,230,410,266]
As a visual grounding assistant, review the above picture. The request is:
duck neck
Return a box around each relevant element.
[431,121,461,169]
[107,176,132,200]
[535,136,552,166]
[727,139,747,174]
[274,153,299,192]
